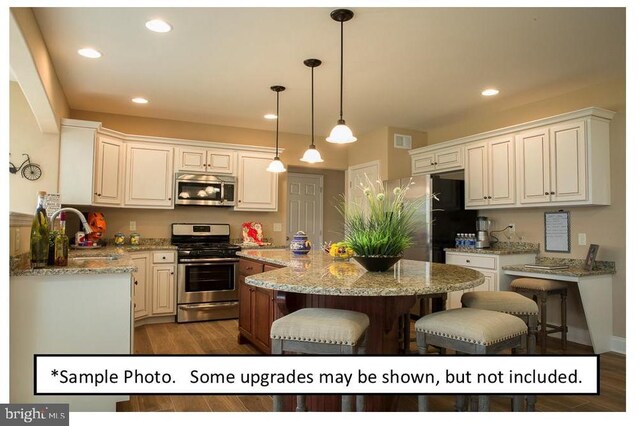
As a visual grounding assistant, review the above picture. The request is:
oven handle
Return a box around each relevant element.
[179,302,238,310]
[179,258,240,264]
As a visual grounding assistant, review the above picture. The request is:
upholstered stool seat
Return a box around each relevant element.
[511,278,569,353]
[271,308,369,412]
[415,308,528,412]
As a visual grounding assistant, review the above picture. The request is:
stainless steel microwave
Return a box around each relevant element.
[175,173,236,206]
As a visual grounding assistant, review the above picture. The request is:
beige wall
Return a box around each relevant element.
[346,126,389,179]
[70,110,348,171]
[387,127,428,180]
[11,8,69,127]
[425,78,626,340]
[9,81,60,215]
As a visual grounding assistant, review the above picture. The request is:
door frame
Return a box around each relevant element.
[286,172,324,247]
[346,160,381,206]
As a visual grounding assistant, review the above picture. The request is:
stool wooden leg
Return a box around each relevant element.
[527,314,537,354]
[296,395,306,412]
[273,395,283,412]
[418,395,429,412]
[561,292,568,350]
[403,313,411,354]
[526,395,537,411]
[341,395,353,412]
[455,395,467,411]
[539,292,548,354]
[356,395,365,412]
[478,395,490,412]
[512,395,524,412]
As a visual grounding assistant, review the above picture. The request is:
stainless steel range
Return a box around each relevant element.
[171,223,241,323]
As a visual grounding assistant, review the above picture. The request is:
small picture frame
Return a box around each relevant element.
[585,244,599,271]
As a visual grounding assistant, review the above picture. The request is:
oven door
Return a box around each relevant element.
[178,260,238,304]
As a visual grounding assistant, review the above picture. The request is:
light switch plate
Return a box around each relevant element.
[129,221,137,231]
[578,233,587,246]
[273,223,282,232]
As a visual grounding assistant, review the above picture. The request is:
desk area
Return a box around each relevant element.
[503,258,616,354]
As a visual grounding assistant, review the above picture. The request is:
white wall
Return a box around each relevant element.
[9,81,60,214]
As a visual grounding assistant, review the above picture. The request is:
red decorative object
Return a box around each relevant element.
[87,212,106,242]
[242,222,265,245]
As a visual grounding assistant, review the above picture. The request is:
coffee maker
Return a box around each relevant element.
[475,216,491,248]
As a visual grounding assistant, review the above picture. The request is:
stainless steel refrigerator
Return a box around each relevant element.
[384,172,477,263]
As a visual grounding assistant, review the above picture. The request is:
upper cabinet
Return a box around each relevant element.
[124,142,174,208]
[235,152,278,211]
[175,146,236,175]
[465,136,516,208]
[411,146,463,175]
[94,134,125,205]
[409,107,614,209]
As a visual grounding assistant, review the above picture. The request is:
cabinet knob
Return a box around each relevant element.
[550,191,556,195]
[134,280,138,285]
[430,162,434,166]
[434,162,438,165]
[465,259,470,263]
[162,256,166,259]
[483,196,488,199]
[488,196,492,199]
[168,197,172,200]
[545,192,550,195]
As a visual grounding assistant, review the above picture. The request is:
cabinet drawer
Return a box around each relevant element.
[152,251,176,264]
[446,253,497,270]
[239,259,264,276]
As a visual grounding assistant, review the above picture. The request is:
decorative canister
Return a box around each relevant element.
[114,233,125,246]
[290,231,311,255]
[129,232,140,246]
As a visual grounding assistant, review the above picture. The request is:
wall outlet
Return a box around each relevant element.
[129,221,137,231]
[273,223,282,232]
[578,233,587,246]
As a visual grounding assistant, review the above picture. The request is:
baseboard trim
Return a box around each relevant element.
[609,336,626,354]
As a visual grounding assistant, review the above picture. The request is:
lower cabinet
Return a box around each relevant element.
[133,250,177,325]
[238,259,282,353]
[445,251,536,309]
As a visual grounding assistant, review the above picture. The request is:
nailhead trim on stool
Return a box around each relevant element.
[271,308,369,412]
[415,308,528,412]
[510,278,568,354]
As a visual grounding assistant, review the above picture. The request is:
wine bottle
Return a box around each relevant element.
[54,212,69,266]
[30,191,50,268]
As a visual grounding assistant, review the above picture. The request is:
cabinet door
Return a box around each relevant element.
[131,253,149,320]
[206,149,236,175]
[412,152,437,174]
[236,152,278,211]
[487,136,516,206]
[550,120,587,202]
[151,264,176,315]
[175,146,207,172]
[434,146,463,171]
[464,142,489,207]
[238,277,252,334]
[516,127,551,204]
[474,270,497,292]
[252,286,274,352]
[94,134,124,205]
[125,143,174,207]
[59,124,96,205]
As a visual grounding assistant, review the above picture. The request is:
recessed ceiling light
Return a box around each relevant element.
[264,114,277,120]
[77,48,102,59]
[145,19,172,33]
[482,88,500,96]
[131,97,149,104]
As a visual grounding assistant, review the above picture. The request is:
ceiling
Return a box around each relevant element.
[32,7,625,136]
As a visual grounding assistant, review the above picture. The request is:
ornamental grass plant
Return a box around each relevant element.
[337,175,425,258]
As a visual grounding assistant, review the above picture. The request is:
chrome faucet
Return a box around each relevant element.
[50,208,94,234]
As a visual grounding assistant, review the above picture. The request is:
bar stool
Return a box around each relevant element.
[270,308,369,412]
[415,308,528,412]
[510,278,568,353]
[400,293,447,353]
[460,291,539,411]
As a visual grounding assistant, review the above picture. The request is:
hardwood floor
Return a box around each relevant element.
[117,319,625,412]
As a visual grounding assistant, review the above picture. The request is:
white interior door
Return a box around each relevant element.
[287,173,324,247]
[347,161,380,216]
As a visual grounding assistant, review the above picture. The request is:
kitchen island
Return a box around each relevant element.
[239,249,484,411]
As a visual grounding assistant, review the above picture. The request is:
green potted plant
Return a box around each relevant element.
[337,176,425,272]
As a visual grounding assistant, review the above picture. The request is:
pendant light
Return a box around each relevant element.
[326,8,357,144]
[301,59,324,163]
[266,85,286,173]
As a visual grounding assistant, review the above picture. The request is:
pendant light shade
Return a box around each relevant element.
[267,85,286,173]
[326,9,357,144]
[301,59,324,163]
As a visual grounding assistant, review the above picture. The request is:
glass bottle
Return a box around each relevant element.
[30,191,50,268]
[54,212,69,266]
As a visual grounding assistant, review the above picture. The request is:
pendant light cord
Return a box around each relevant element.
[339,20,344,121]
[275,91,280,156]
[311,65,315,146]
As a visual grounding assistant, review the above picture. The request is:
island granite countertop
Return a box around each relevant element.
[444,242,539,255]
[239,249,484,296]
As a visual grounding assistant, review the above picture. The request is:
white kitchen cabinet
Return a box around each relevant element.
[131,253,150,319]
[465,136,516,208]
[94,134,125,205]
[516,117,610,206]
[151,264,176,315]
[235,152,278,211]
[445,251,536,309]
[175,146,237,175]
[124,142,174,208]
[411,146,463,175]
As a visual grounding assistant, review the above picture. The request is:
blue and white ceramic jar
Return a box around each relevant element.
[290,231,311,255]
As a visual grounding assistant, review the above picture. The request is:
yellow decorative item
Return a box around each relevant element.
[328,241,354,260]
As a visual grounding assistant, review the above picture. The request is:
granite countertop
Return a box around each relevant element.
[444,242,539,255]
[239,249,484,296]
[10,242,177,277]
[503,257,616,278]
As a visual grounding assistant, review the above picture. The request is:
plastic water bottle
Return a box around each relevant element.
[455,234,461,248]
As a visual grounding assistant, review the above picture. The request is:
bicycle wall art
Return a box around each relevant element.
[9,153,42,181]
